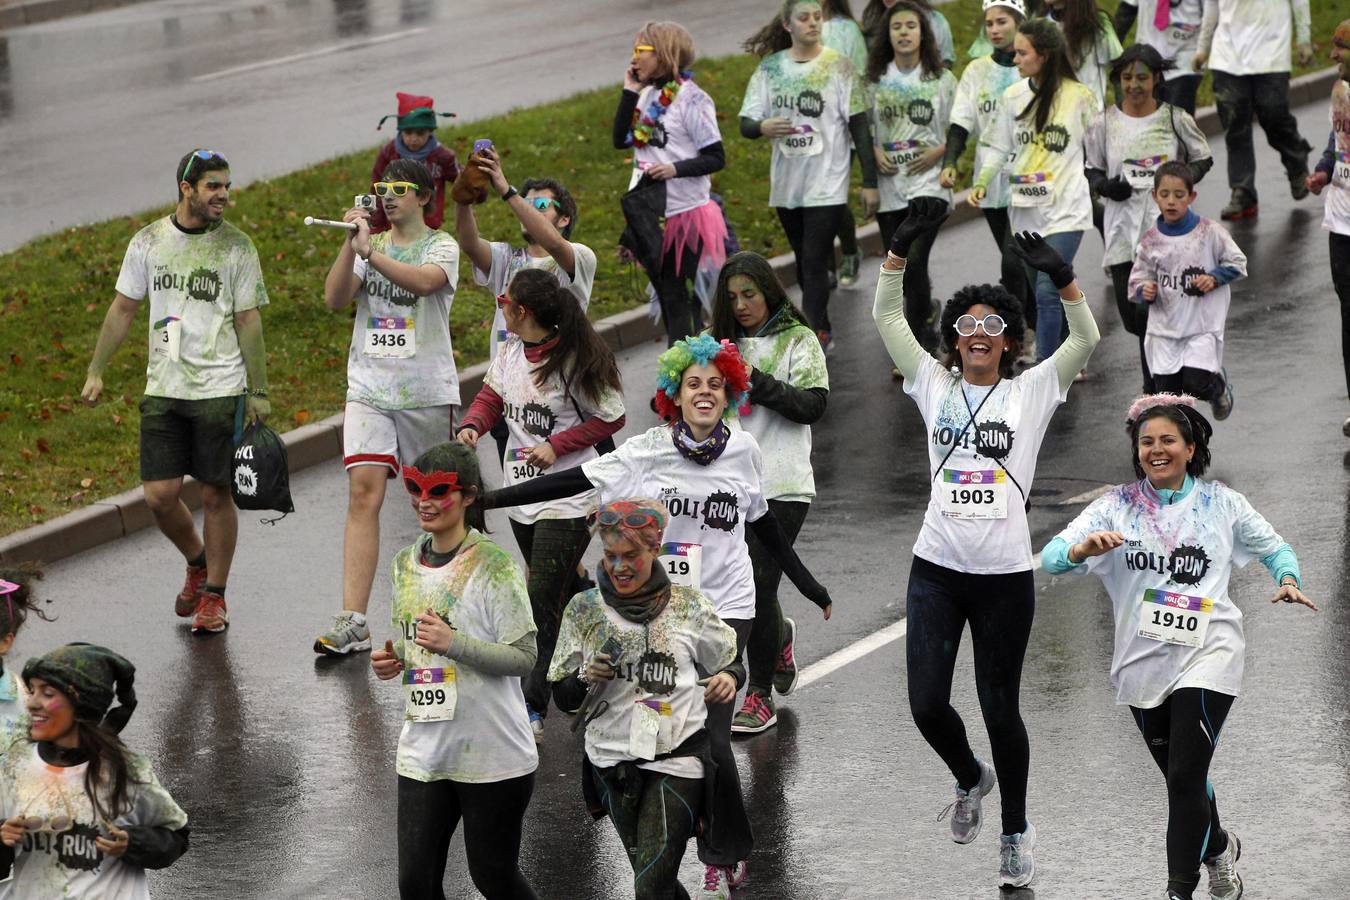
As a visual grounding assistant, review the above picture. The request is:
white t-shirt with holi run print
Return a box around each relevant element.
[1322,80,1350,237]
[0,744,187,900]
[980,78,1100,237]
[630,80,722,216]
[871,63,957,213]
[473,242,596,362]
[1053,478,1286,707]
[548,585,738,778]
[739,46,868,209]
[905,355,1067,574]
[950,57,1023,210]
[732,319,829,503]
[1085,105,1211,267]
[583,426,768,621]
[1127,215,1247,376]
[390,530,539,785]
[485,336,626,525]
[1129,0,1205,80]
[347,229,460,410]
[115,217,268,400]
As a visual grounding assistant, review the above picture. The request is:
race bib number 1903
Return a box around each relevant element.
[938,469,1008,519]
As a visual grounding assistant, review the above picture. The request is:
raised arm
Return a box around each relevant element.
[872,198,950,381]
[1009,232,1100,391]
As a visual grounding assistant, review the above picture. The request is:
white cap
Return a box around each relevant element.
[983,0,1027,17]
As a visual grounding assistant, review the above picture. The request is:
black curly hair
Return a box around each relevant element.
[1128,404,1212,481]
[939,283,1025,378]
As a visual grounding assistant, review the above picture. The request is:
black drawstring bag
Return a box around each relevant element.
[618,174,668,282]
[231,421,295,524]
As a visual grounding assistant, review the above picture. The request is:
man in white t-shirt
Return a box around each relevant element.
[452,149,598,462]
[1194,0,1314,220]
[314,158,461,657]
[81,150,270,635]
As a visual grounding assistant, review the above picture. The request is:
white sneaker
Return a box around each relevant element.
[697,864,729,899]
[998,820,1036,888]
[313,611,372,655]
[940,758,996,844]
[1203,830,1243,899]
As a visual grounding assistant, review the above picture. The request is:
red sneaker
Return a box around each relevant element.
[191,590,229,634]
[175,565,207,617]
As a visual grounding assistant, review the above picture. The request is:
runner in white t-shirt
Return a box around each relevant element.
[1037,0,1122,108]
[873,204,1100,891]
[708,253,829,736]
[1112,0,1205,113]
[481,334,832,899]
[315,158,461,659]
[548,498,743,900]
[370,441,539,900]
[1041,395,1317,900]
[821,2,870,287]
[868,2,957,350]
[81,150,270,636]
[1305,22,1350,439]
[456,268,626,739]
[740,0,880,352]
[972,17,1099,365]
[615,23,728,346]
[1085,44,1212,391]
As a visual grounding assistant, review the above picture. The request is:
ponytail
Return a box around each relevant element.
[744,0,815,57]
[507,268,623,405]
[76,721,134,823]
[0,564,52,639]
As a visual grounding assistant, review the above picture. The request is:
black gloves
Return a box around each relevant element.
[1011,231,1076,290]
[888,196,950,259]
[1098,175,1134,202]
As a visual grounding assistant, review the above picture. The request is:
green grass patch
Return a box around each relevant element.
[0,0,1338,536]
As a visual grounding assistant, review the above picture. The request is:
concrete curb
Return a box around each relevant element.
[0,0,147,29]
[0,66,1339,565]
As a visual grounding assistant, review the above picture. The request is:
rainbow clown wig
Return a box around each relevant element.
[653,334,752,422]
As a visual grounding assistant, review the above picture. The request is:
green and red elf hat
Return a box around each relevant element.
[377,92,457,131]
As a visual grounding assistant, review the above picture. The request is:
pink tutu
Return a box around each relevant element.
[662,200,728,279]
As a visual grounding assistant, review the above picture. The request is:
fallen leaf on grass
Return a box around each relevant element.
[19,449,32,461]
[9,354,20,367]
[69,492,84,504]
[35,439,51,454]
[79,478,93,488]
[294,410,310,425]
[28,505,42,515]
[56,403,72,413]
[112,414,123,425]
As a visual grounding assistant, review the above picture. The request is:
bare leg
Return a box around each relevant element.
[143,478,204,561]
[343,466,389,616]
[200,483,238,587]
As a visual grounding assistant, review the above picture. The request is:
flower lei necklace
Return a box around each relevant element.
[627,71,693,148]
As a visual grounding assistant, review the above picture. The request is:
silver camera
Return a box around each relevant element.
[354,194,377,210]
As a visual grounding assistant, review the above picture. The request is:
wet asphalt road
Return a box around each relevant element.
[0,0,782,252]
[21,100,1350,899]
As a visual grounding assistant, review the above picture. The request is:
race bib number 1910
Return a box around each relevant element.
[1137,588,1212,649]
[1123,154,1168,191]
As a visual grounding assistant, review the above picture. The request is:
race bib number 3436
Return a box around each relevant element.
[364,316,415,358]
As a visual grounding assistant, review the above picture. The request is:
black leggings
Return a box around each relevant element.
[878,207,942,342]
[1331,231,1350,399]
[655,242,705,347]
[981,206,1033,331]
[397,772,538,900]
[703,617,753,853]
[905,555,1034,836]
[1108,261,1153,391]
[776,205,843,333]
[744,499,809,693]
[591,764,704,900]
[510,517,591,718]
[1130,688,1236,899]
[1153,367,1225,405]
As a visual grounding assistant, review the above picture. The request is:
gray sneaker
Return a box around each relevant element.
[1212,369,1234,420]
[314,612,372,655]
[772,617,799,695]
[940,758,996,844]
[998,820,1036,888]
[1203,830,1243,900]
[838,252,862,286]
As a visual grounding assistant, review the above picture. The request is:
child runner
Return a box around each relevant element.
[741,0,879,353]
[615,21,728,346]
[707,253,829,735]
[456,269,626,740]
[0,569,51,751]
[369,92,460,233]
[1041,394,1318,900]
[0,644,189,898]
[315,158,461,658]
[1306,17,1350,438]
[820,0,868,287]
[1111,0,1205,114]
[868,1,957,350]
[1128,161,1247,420]
[1036,0,1123,108]
[873,203,1100,890]
[862,0,957,68]
[482,334,833,898]
[971,17,1098,366]
[549,498,742,900]
[1085,45,1212,391]
[369,442,539,900]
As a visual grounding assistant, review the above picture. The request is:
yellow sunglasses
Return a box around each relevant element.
[632,44,655,57]
[373,181,420,197]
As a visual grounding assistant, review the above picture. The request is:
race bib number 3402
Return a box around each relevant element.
[506,448,541,483]
[364,316,415,358]
[1137,588,1213,649]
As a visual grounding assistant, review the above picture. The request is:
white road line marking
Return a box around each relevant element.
[191,28,427,82]
[798,619,907,689]
[1054,484,1114,506]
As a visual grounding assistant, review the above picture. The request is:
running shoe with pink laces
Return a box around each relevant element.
[191,590,229,634]
[697,862,747,899]
[730,691,777,734]
[772,617,799,695]
[175,564,207,617]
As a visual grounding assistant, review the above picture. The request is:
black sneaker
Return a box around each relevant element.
[1212,369,1234,421]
